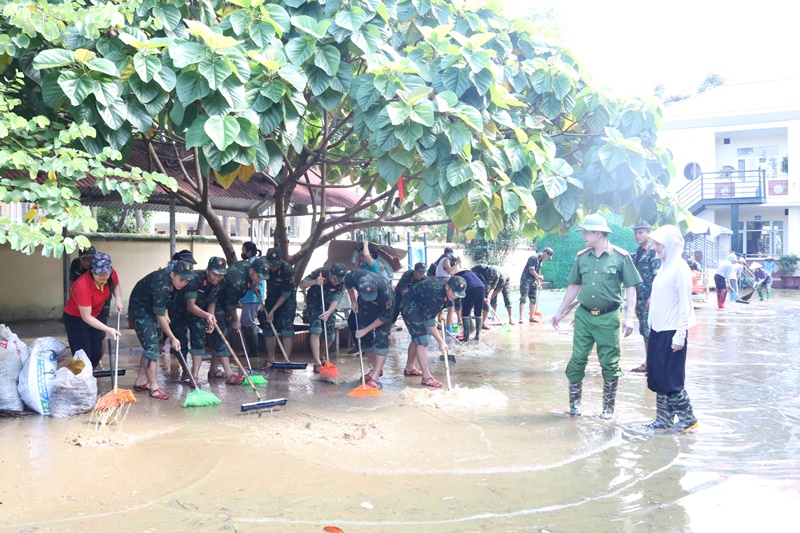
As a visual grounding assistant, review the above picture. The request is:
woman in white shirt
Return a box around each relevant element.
[645,225,698,432]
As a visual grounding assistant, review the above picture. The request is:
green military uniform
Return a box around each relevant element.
[212,259,268,356]
[520,254,542,304]
[263,259,297,338]
[184,269,225,355]
[471,264,499,297]
[128,265,193,361]
[344,271,393,355]
[400,277,451,345]
[392,266,425,323]
[565,243,642,382]
[633,244,661,340]
[303,267,344,341]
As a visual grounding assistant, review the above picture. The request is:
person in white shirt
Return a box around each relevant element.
[645,225,698,432]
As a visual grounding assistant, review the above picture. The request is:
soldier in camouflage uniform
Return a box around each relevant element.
[209,258,269,378]
[391,262,427,325]
[552,214,642,419]
[400,276,467,387]
[298,263,347,372]
[630,221,661,374]
[471,264,497,330]
[344,270,394,388]
[129,261,195,400]
[262,248,297,366]
[519,247,553,324]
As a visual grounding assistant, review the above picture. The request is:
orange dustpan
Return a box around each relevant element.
[317,272,339,379]
[348,314,383,397]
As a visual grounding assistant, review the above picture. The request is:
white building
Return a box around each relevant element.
[661,77,800,259]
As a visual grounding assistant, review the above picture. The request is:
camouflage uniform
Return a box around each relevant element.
[392,267,425,323]
[519,254,542,304]
[128,268,183,361]
[303,267,344,341]
[633,245,661,340]
[400,278,452,345]
[263,260,297,338]
[184,269,225,355]
[344,271,393,355]
[486,266,512,309]
[471,264,499,299]
[213,260,264,356]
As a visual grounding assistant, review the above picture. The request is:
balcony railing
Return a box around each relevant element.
[677,169,767,214]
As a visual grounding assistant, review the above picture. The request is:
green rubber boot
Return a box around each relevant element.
[242,326,261,357]
[461,318,471,342]
[474,318,482,340]
[568,381,582,417]
[668,390,698,432]
[644,393,675,429]
[598,379,618,420]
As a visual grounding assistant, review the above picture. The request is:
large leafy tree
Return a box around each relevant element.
[1,0,678,276]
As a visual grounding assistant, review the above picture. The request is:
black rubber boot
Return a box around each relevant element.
[667,390,698,432]
[242,326,261,357]
[461,318,471,342]
[599,379,618,420]
[474,318,482,340]
[644,393,675,429]
[568,381,582,417]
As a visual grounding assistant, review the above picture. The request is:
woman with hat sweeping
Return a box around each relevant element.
[63,252,123,369]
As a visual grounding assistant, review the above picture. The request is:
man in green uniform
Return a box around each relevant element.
[298,263,347,372]
[630,221,661,374]
[400,276,467,388]
[129,261,195,400]
[519,247,554,324]
[181,257,227,384]
[552,213,642,419]
[262,248,297,366]
[391,262,427,326]
[344,270,394,388]
[471,264,499,330]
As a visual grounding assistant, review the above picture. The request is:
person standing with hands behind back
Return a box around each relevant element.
[630,221,661,374]
[551,213,642,419]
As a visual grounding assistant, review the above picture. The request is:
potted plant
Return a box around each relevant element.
[778,253,800,289]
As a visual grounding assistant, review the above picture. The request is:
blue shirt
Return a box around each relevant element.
[240,257,265,304]
[764,260,776,274]
[715,259,733,279]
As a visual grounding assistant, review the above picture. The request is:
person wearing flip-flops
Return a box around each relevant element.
[400,276,468,388]
[630,221,661,374]
[344,270,394,389]
[130,261,195,400]
[391,262,427,327]
[299,263,348,373]
[519,247,553,324]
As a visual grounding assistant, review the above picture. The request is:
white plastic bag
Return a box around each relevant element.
[49,350,98,419]
[17,337,65,415]
[0,324,29,363]
[0,347,24,411]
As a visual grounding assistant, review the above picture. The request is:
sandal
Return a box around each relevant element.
[530,317,540,323]
[364,375,382,389]
[313,363,323,374]
[421,376,443,388]
[403,367,423,377]
[518,319,523,324]
[225,374,245,385]
[149,389,169,400]
[180,372,191,383]
[133,383,149,392]
[207,370,226,379]
[631,364,648,373]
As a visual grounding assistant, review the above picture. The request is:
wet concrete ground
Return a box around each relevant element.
[1,290,799,532]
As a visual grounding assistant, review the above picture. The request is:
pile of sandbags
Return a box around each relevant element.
[17,337,66,415]
[49,350,98,419]
[0,325,27,412]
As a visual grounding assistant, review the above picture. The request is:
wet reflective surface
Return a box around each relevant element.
[2,291,799,531]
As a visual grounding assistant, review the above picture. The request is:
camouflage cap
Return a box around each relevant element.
[330,262,347,282]
[447,275,467,298]
[207,256,228,275]
[79,246,96,258]
[172,260,196,280]
[90,252,112,275]
[542,247,554,256]
[633,220,653,232]
[414,262,426,273]
[358,276,379,301]
[265,247,282,266]
[250,258,270,280]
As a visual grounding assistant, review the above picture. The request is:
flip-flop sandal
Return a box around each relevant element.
[530,317,540,323]
[133,384,149,392]
[518,319,523,324]
[421,376,443,388]
[403,368,423,377]
[313,363,323,374]
[207,370,226,379]
[149,389,169,400]
[631,364,648,373]
[225,374,245,385]
[364,376,382,389]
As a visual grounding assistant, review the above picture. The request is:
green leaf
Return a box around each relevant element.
[198,57,233,91]
[305,65,333,96]
[377,154,405,185]
[176,71,211,104]
[455,104,483,131]
[169,43,206,68]
[134,53,161,83]
[126,99,153,131]
[553,74,572,100]
[540,93,562,119]
[228,10,251,35]
[86,58,119,76]
[530,70,551,93]
[97,99,127,130]
[41,72,66,107]
[185,115,211,149]
[540,171,568,198]
[334,7,367,31]
[263,4,292,36]
[314,45,340,76]
[598,144,628,172]
[393,122,423,151]
[446,160,473,187]
[448,122,471,154]
[285,36,316,65]
[249,21,275,47]
[441,67,471,97]
[153,4,182,30]
[33,49,77,69]
[260,81,285,103]
[466,50,490,73]
[93,79,120,107]
[387,101,410,125]
[419,179,442,206]
[204,115,241,151]
[153,66,177,92]
[441,181,472,206]
[128,75,160,104]
[235,117,259,147]
[409,101,434,127]
[470,68,493,96]
[57,71,95,106]
[279,64,308,91]
[448,196,474,228]
[290,15,330,39]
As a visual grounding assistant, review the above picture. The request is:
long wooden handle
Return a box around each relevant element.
[440,321,452,390]
[214,322,262,400]
[319,273,329,361]
[268,320,291,362]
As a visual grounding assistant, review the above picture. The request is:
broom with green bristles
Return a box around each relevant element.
[237,329,268,387]
[175,350,221,408]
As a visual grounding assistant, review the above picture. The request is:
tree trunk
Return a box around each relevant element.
[196,213,205,234]
[115,209,129,232]
[135,209,144,232]
[198,205,237,265]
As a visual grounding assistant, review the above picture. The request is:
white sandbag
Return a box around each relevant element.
[49,350,98,419]
[0,324,29,363]
[17,337,65,415]
[0,347,24,411]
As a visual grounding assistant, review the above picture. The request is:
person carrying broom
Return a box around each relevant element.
[298,263,348,373]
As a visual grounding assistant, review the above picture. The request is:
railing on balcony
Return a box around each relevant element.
[676,169,767,214]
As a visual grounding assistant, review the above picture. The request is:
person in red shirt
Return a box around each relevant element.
[63,252,122,368]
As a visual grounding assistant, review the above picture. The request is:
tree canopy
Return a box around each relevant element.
[1,0,680,275]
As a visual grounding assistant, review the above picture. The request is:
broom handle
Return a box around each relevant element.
[319,273,330,362]
[237,328,255,373]
[113,312,121,390]
[175,349,201,391]
[354,311,366,387]
[214,322,263,400]
[440,320,452,390]
[268,320,291,363]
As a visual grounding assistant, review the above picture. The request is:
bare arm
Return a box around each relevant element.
[112,284,123,314]
[156,314,180,351]
[78,305,119,339]
[551,284,581,329]
[355,316,384,338]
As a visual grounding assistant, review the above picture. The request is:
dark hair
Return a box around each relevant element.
[243,241,261,258]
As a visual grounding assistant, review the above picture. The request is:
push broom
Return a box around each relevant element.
[214,323,286,413]
[440,321,453,390]
[317,273,339,379]
[237,329,268,387]
[489,306,512,332]
[267,321,308,370]
[93,313,136,423]
[347,313,384,397]
[175,349,221,408]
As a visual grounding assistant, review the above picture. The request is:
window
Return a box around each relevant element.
[739,220,783,256]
